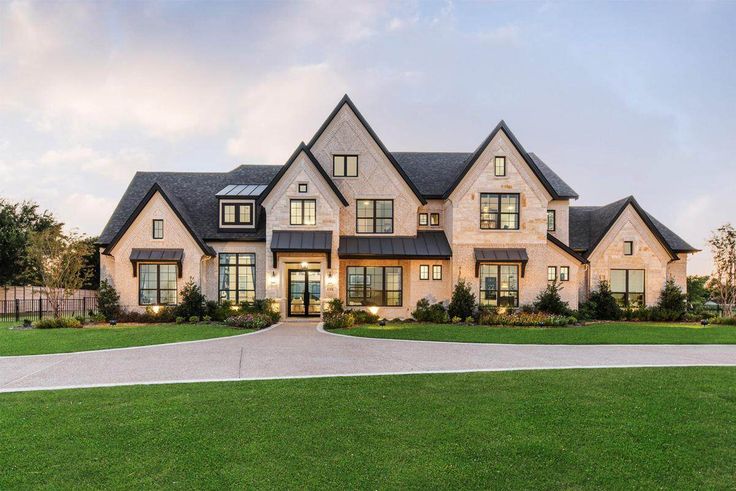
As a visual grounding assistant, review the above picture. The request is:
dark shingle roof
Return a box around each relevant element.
[569,197,698,255]
[391,150,578,200]
[99,165,281,245]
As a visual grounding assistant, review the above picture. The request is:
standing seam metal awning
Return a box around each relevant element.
[130,248,184,277]
[338,231,452,259]
[474,248,528,277]
[270,230,333,268]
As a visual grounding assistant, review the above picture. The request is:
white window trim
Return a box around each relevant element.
[219,199,256,229]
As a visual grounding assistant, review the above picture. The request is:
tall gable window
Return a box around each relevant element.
[480,193,519,230]
[333,155,358,177]
[221,202,253,226]
[624,241,634,256]
[547,210,556,232]
[139,264,177,305]
[219,253,256,304]
[494,156,506,177]
[357,199,393,233]
[152,219,164,239]
[290,199,316,226]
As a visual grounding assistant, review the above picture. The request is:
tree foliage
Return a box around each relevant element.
[580,280,622,320]
[97,279,121,320]
[0,199,60,285]
[534,281,570,315]
[708,224,736,317]
[27,228,94,318]
[175,278,207,319]
[686,275,711,311]
[654,278,687,320]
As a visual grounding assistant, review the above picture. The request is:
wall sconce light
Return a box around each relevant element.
[300,261,309,270]
[270,271,278,286]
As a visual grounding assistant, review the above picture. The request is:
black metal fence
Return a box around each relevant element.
[0,297,98,323]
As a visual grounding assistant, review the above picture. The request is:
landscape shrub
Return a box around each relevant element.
[175,316,185,324]
[464,316,475,324]
[712,316,736,326]
[654,279,687,321]
[451,316,462,324]
[533,282,571,315]
[323,312,355,330]
[202,315,212,323]
[348,309,380,325]
[74,315,87,325]
[175,279,207,319]
[225,313,274,330]
[97,279,121,321]
[326,298,345,314]
[118,306,176,323]
[205,300,232,322]
[188,315,200,323]
[34,317,83,329]
[580,281,622,320]
[412,298,449,323]
[448,279,476,320]
[239,298,280,324]
[478,310,575,327]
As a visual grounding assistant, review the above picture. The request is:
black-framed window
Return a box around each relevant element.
[560,266,570,282]
[219,253,256,304]
[547,266,557,281]
[347,266,402,307]
[624,241,634,256]
[418,213,428,226]
[479,264,519,307]
[494,156,506,176]
[298,183,308,193]
[547,210,556,232]
[221,202,253,226]
[432,265,442,280]
[333,155,358,177]
[419,265,429,280]
[357,199,393,233]
[480,193,519,230]
[290,199,316,226]
[610,269,645,307]
[139,264,177,305]
[430,213,440,226]
[152,219,164,239]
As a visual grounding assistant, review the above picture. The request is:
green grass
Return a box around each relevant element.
[0,322,251,356]
[1,368,735,489]
[334,321,736,344]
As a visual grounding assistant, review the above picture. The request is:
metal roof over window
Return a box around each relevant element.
[129,248,184,277]
[474,248,528,277]
[216,184,268,197]
[338,231,452,259]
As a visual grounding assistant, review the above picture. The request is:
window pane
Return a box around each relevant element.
[610,270,627,293]
[238,254,255,265]
[547,211,555,231]
[239,204,251,224]
[376,200,392,218]
[376,218,393,233]
[629,270,645,293]
[140,290,156,305]
[420,265,429,280]
[346,156,358,176]
[419,213,428,226]
[560,266,569,281]
[159,265,177,290]
[334,156,345,176]
[430,213,439,226]
[159,289,177,305]
[548,266,557,281]
[140,265,158,289]
[385,291,401,306]
[303,200,316,225]
[628,293,644,308]
[223,205,235,223]
[495,156,505,176]
[500,213,518,229]
[480,194,499,213]
[290,200,302,225]
[385,267,401,290]
[624,241,633,255]
[357,201,374,218]
[500,265,518,291]
[479,264,499,305]
[432,265,442,280]
[501,195,518,213]
[365,267,384,305]
[220,253,237,265]
[357,218,373,233]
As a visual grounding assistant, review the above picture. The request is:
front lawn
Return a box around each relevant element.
[0,322,252,356]
[334,321,736,344]
[1,368,734,489]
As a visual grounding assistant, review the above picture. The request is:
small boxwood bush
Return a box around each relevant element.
[225,313,274,330]
[412,298,449,323]
[34,317,83,329]
[323,312,355,330]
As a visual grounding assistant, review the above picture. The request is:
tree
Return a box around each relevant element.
[534,281,570,315]
[175,278,207,319]
[655,278,687,320]
[708,224,736,317]
[27,228,94,318]
[0,199,60,285]
[585,280,622,320]
[79,235,101,290]
[97,279,121,320]
[686,275,711,311]
[448,278,476,319]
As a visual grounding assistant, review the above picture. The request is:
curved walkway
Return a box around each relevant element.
[2,322,736,393]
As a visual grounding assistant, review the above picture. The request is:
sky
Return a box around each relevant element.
[1,0,734,275]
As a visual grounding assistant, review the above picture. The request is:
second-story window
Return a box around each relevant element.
[494,156,506,176]
[547,210,556,232]
[430,213,440,226]
[418,213,428,226]
[547,266,557,282]
[480,193,519,230]
[624,241,634,256]
[333,155,358,177]
[222,202,253,226]
[290,199,316,226]
[152,219,164,239]
[357,199,393,233]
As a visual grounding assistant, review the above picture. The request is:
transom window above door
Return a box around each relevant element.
[357,199,393,234]
[290,199,316,226]
[480,193,519,230]
[333,155,358,177]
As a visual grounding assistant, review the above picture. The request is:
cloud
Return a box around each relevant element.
[473,24,520,45]
[227,64,348,163]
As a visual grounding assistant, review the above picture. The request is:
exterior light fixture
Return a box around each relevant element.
[368,306,379,316]
[151,305,161,314]
[300,261,309,270]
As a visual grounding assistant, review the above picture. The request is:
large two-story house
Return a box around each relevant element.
[98,95,698,318]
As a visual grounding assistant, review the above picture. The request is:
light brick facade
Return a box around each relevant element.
[100,95,695,316]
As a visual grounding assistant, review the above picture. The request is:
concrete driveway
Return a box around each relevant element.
[2,322,736,393]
